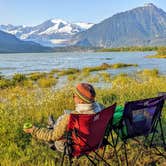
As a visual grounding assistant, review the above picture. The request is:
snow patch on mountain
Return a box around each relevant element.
[74,22,94,29]
[0,19,94,47]
[51,19,68,24]
[20,30,38,39]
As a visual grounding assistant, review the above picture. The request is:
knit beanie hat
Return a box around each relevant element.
[74,83,96,103]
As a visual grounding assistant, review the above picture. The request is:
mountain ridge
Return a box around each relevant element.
[0,19,94,47]
[0,30,50,53]
[1,3,166,49]
[72,3,166,47]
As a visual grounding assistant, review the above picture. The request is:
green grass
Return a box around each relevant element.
[0,68,166,165]
[0,63,138,90]
[37,77,57,88]
[146,54,166,59]
[111,63,138,69]
[99,72,112,83]
[82,63,138,73]
[0,78,12,89]
[146,47,166,59]
[12,73,27,83]
[67,74,77,81]
[57,68,80,76]
[138,68,159,77]
[87,75,100,83]
[96,46,158,52]
[28,72,47,81]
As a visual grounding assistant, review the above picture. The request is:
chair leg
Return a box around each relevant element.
[69,157,73,166]
[85,154,97,166]
[93,151,111,166]
[67,148,73,166]
[123,142,129,166]
[150,117,166,153]
[110,131,120,166]
[101,146,106,159]
[150,119,159,147]
[148,117,166,159]
[93,154,98,165]
[159,117,166,150]
[150,117,166,158]
[100,134,110,160]
[60,150,66,166]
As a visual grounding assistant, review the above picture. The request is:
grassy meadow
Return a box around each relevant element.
[145,47,166,59]
[0,63,166,166]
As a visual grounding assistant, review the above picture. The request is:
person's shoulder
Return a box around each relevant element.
[56,112,70,124]
[70,110,80,114]
[95,102,105,109]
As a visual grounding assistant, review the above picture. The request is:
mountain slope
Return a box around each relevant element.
[0,19,94,47]
[0,30,50,53]
[73,3,166,47]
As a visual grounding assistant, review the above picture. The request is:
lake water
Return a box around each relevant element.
[0,51,166,76]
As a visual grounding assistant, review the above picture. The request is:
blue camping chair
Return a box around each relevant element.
[113,96,165,166]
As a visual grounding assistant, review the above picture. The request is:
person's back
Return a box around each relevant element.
[24,83,104,152]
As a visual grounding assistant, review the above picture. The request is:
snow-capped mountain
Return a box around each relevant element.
[0,19,94,47]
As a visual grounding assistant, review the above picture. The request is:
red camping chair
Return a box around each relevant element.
[113,96,165,166]
[60,103,116,166]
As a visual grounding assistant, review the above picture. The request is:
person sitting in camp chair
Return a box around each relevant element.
[23,83,104,152]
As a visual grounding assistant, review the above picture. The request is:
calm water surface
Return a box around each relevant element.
[0,52,166,76]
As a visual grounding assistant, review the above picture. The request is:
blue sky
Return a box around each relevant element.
[0,0,166,25]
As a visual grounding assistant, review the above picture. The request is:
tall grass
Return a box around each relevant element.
[82,63,138,73]
[0,70,166,165]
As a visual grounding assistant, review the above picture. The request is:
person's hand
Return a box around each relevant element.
[23,127,34,134]
[23,122,34,134]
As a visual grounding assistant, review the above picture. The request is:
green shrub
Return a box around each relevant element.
[157,47,166,56]
[49,69,60,74]
[138,69,159,77]
[12,73,27,84]
[82,65,107,72]
[80,70,90,77]
[87,75,100,83]
[0,74,4,80]
[100,93,117,106]
[0,79,12,89]
[58,68,80,76]
[23,80,34,88]
[82,63,138,73]
[100,72,112,82]
[38,77,57,88]
[97,46,158,52]
[146,54,166,59]
[111,63,138,69]
[28,72,47,81]
[67,75,77,81]
[147,47,166,58]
